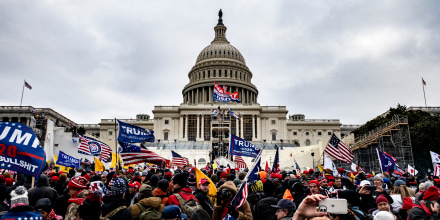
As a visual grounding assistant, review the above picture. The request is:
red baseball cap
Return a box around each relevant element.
[128,181,141,190]
[199,178,210,185]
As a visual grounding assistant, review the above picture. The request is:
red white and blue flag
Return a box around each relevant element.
[272,146,280,174]
[325,134,354,164]
[213,81,241,103]
[78,135,112,162]
[172,151,187,168]
[235,155,247,169]
[120,142,167,166]
[24,81,32,89]
[229,108,240,120]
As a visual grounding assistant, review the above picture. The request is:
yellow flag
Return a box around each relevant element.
[372,171,375,176]
[195,167,217,197]
[95,157,105,172]
[110,153,119,168]
[318,165,324,172]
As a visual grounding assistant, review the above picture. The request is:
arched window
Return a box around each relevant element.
[198,158,206,166]
[306,139,311,146]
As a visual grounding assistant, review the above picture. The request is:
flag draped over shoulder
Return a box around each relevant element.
[272,146,280,174]
[78,135,112,162]
[120,142,166,166]
[195,167,217,197]
[0,122,46,178]
[377,148,396,173]
[172,151,187,168]
[234,155,247,169]
[117,120,155,143]
[324,134,353,164]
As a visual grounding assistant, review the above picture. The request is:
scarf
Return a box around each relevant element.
[43,209,57,220]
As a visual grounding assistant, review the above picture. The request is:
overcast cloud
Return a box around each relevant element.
[1,1,439,125]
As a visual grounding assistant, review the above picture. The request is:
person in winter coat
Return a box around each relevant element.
[28,174,59,207]
[100,176,132,220]
[77,191,102,220]
[255,180,279,220]
[271,199,296,220]
[212,181,252,220]
[409,186,440,220]
[129,183,164,220]
[194,178,214,216]
[168,173,199,208]
[34,198,63,220]
[65,176,91,220]
[1,186,42,220]
[152,179,169,206]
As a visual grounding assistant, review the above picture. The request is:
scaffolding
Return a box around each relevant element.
[349,115,414,173]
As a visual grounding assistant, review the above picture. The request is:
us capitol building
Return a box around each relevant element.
[0,11,358,169]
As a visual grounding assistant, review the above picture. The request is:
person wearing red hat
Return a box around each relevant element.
[125,181,142,206]
[194,178,214,216]
[398,197,414,220]
[308,180,321,195]
[65,176,91,220]
[409,186,440,220]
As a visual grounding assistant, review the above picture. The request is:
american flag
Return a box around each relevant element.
[294,158,301,174]
[229,108,240,120]
[24,81,32,90]
[120,143,166,166]
[78,135,112,162]
[172,151,187,168]
[324,134,353,164]
[235,155,247,168]
[228,181,248,210]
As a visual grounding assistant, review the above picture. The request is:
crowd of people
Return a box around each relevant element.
[0,163,439,220]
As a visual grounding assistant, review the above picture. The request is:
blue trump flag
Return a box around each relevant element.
[117,120,155,143]
[119,141,141,152]
[56,151,81,168]
[229,134,260,158]
[377,148,395,173]
[0,122,46,178]
[1,210,42,220]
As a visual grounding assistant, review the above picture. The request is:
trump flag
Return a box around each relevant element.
[213,81,241,103]
[118,120,155,143]
[229,134,260,158]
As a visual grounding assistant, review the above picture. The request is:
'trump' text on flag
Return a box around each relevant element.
[229,134,260,158]
[117,120,155,143]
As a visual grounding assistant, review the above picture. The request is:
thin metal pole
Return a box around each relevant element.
[20,80,25,106]
[115,118,119,171]
[422,77,427,107]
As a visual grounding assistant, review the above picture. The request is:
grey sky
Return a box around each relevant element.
[1,1,439,125]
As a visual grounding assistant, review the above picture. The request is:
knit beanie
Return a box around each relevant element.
[10,186,29,208]
[227,174,236,181]
[423,186,440,201]
[172,173,188,188]
[424,181,434,191]
[78,191,102,220]
[67,176,88,190]
[373,175,383,182]
[108,176,126,196]
[34,198,52,213]
[376,194,389,205]
[401,197,414,210]
[5,178,13,187]
[158,179,169,192]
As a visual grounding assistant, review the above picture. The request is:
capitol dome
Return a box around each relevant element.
[182,10,258,105]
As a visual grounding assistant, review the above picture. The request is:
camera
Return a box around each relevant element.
[365,185,377,191]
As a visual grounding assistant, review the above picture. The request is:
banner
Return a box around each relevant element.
[78,135,112,162]
[117,120,155,143]
[408,164,418,176]
[323,154,338,176]
[213,81,241,103]
[431,151,440,164]
[377,148,396,173]
[0,122,46,178]
[56,151,80,168]
[229,134,260,158]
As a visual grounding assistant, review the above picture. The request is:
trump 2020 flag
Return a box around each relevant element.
[213,81,241,103]
[377,148,396,173]
[56,151,81,168]
[0,122,46,178]
[229,134,260,158]
[117,120,155,143]
[78,135,112,162]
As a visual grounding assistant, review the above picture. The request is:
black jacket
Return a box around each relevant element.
[27,175,58,207]
[409,201,438,220]
[194,189,214,216]
[101,195,132,220]
[255,196,279,220]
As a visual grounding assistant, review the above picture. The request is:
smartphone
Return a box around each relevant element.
[365,185,377,191]
[318,198,348,214]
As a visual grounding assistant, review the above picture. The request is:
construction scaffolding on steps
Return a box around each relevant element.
[348,115,414,173]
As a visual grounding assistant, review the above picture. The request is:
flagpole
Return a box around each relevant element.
[115,118,119,172]
[376,148,383,173]
[422,77,427,107]
[20,80,25,106]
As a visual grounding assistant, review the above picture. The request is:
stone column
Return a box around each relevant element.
[257,115,261,141]
[209,87,212,104]
[196,115,200,140]
[180,115,184,139]
[252,115,256,140]
[196,88,199,104]
[240,116,244,137]
[185,115,188,140]
[201,115,205,140]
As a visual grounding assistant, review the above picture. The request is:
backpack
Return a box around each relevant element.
[174,193,201,218]
[136,203,162,220]
[99,206,127,220]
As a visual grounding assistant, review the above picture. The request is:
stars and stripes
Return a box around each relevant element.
[272,146,280,174]
[120,145,167,166]
[172,151,188,168]
[228,180,249,210]
[78,135,112,162]
[24,81,32,90]
[229,108,240,120]
[324,134,353,164]
[234,155,247,168]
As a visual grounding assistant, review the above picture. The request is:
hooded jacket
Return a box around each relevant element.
[28,175,58,207]
[152,188,169,206]
[212,181,252,220]
[101,195,132,220]
[409,201,439,220]
[168,187,198,207]
[128,197,164,220]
